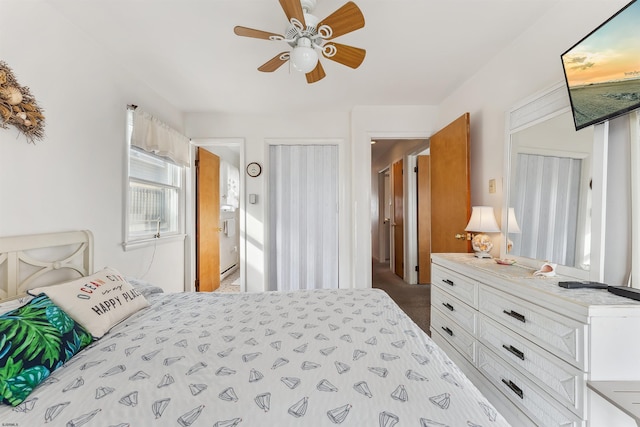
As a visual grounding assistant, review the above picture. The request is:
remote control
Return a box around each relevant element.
[558,281,609,289]
[607,286,640,301]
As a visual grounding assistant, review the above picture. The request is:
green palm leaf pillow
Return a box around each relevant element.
[0,294,93,406]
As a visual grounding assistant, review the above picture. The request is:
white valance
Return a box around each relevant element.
[131,108,190,167]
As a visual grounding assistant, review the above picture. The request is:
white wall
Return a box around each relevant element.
[351,106,440,287]
[435,0,632,280]
[1,2,186,292]
[185,112,350,292]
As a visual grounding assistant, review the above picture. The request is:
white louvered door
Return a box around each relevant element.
[268,144,338,291]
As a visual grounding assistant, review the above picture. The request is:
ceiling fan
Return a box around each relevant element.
[234,0,366,84]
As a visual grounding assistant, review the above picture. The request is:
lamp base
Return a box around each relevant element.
[473,251,493,259]
[471,233,494,258]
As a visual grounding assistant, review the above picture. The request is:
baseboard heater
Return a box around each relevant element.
[221,264,238,279]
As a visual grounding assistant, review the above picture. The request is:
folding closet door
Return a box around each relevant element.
[268,144,339,291]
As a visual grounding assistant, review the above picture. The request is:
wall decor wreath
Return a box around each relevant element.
[0,61,45,143]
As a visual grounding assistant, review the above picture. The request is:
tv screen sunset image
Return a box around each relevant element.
[561,0,640,129]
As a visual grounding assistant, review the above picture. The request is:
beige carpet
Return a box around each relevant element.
[372,260,431,335]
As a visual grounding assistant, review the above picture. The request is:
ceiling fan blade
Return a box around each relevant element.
[318,1,365,40]
[279,0,306,28]
[258,52,290,72]
[234,26,283,40]
[323,42,366,69]
[305,61,326,84]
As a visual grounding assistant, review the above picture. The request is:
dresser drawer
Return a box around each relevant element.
[478,345,584,427]
[479,286,587,370]
[431,309,476,364]
[432,285,477,335]
[431,264,479,308]
[479,314,586,417]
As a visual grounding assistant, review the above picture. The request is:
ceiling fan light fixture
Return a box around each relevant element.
[290,37,318,73]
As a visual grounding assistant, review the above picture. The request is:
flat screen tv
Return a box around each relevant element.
[561,0,640,130]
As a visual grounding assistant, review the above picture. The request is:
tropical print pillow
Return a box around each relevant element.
[0,294,93,406]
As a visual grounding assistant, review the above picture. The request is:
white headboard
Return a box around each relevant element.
[0,230,93,300]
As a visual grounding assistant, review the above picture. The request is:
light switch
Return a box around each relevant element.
[489,179,496,194]
[249,194,258,204]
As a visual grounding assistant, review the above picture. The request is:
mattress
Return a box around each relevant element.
[0,288,511,426]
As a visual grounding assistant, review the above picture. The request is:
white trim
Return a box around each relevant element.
[630,111,640,288]
[502,81,607,281]
[377,167,390,264]
[590,121,609,282]
[122,233,186,251]
[404,154,418,284]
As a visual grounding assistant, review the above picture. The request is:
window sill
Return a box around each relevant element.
[122,234,186,251]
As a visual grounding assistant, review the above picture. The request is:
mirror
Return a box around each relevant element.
[508,112,593,269]
[503,82,607,280]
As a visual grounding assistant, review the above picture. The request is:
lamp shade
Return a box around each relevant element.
[290,38,318,73]
[465,206,500,233]
[507,207,521,233]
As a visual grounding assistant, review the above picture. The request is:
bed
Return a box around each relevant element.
[0,230,511,426]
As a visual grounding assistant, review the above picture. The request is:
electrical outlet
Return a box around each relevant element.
[489,179,496,194]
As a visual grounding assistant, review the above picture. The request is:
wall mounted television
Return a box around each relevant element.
[561,0,640,131]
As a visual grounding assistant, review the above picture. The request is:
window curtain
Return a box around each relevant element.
[511,153,581,265]
[268,144,339,291]
[131,108,190,167]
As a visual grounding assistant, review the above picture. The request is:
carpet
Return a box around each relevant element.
[372,261,431,334]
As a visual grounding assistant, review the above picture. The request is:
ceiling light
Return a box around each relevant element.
[290,37,318,73]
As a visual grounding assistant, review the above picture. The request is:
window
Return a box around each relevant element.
[125,109,185,246]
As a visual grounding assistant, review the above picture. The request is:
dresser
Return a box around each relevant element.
[431,253,640,427]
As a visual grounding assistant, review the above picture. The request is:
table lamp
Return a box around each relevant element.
[506,207,521,253]
[465,206,500,258]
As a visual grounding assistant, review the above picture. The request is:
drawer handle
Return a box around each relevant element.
[441,326,453,336]
[442,279,455,286]
[503,309,526,323]
[502,344,525,361]
[442,302,454,312]
[501,379,524,399]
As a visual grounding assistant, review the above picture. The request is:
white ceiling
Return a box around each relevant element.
[46,0,561,115]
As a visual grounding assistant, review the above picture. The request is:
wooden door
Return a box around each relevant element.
[196,147,221,292]
[392,160,404,278]
[417,155,432,284]
[430,113,471,255]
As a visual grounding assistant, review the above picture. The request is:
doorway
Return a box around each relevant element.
[371,138,429,285]
[189,138,245,293]
[370,113,472,286]
[268,144,339,291]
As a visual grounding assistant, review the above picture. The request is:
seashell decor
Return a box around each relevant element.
[0,61,45,143]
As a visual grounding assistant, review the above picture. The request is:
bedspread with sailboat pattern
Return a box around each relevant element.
[0,288,511,426]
